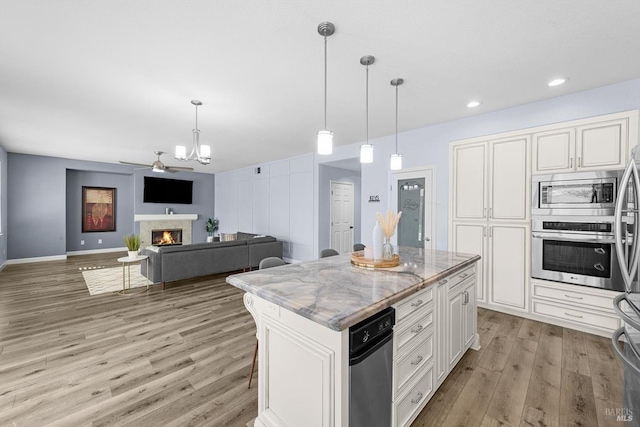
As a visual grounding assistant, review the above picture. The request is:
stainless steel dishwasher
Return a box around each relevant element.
[349,307,395,427]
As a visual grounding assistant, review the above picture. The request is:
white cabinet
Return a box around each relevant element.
[447,275,477,371]
[392,265,478,427]
[488,223,529,311]
[530,279,622,335]
[452,221,486,302]
[452,136,529,222]
[532,116,631,174]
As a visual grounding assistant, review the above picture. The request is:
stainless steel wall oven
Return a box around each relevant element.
[531,217,625,291]
[531,169,627,291]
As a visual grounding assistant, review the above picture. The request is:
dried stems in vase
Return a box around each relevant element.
[376,211,402,240]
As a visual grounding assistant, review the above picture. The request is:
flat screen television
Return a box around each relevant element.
[143,176,193,204]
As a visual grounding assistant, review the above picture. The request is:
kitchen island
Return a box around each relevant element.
[227,247,480,427]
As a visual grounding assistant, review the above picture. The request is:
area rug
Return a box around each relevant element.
[82,264,149,295]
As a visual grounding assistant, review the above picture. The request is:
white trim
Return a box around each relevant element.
[5,255,67,264]
[0,261,6,272]
[67,247,128,256]
[134,214,198,221]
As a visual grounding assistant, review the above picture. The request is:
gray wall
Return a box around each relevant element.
[0,144,7,267]
[318,164,361,251]
[7,153,215,260]
[65,170,135,252]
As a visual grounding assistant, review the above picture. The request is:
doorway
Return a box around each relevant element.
[390,167,436,250]
[330,181,355,254]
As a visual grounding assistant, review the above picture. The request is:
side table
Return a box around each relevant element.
[116,255,149,294]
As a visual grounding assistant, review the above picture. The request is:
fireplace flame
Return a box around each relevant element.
[159,231,176,245]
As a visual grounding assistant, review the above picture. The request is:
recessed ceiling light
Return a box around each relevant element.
[467,101,481,108]
[548,78,567,87]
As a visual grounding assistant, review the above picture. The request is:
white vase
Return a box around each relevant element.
[372,222,383,261]
[128,250,138,259]
[206,235,214,242]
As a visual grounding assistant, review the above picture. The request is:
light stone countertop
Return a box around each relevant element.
[226,247,480,331]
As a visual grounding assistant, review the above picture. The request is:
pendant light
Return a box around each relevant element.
[317,22,335,155]
[175,100,211,165]
[359,55,375,163]
[390,78,404,171]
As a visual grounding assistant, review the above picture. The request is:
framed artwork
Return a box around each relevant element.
[82,186,116,232]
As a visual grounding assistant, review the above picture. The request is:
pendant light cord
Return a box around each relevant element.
[366,64,369,143]
[395,84,398,152]
[324,35,328,130]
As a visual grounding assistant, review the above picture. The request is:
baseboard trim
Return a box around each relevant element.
[67,247,128,256]
[5,255,67,265]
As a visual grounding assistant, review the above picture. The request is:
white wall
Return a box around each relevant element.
[215,153,315,262]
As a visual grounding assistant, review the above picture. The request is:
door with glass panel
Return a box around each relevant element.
[391,168,435,249]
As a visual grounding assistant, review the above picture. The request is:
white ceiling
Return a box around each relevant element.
[1,0,639,174]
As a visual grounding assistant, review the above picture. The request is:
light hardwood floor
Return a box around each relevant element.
[0,253,628,426]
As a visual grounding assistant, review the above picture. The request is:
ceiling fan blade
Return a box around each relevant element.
[165,166,195,171]
[119,161,151,168]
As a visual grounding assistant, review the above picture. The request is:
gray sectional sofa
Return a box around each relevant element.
[140,232,283,289]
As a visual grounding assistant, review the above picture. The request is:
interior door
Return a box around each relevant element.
[391,168,435,250]
[330,181,354,254]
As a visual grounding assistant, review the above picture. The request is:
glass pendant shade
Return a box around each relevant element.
[175,145,187,160]
[317,130,333,155]
[200,144,211,160]
[360,143,374,163]
[390,153,403,170]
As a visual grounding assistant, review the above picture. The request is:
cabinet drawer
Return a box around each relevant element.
[446,266,475,294]
[394,363,434,427]
[395,309,433,356]
[531,282,618,313]
[532,300,621,332]
[396,287,433,323]
[394,328,434,396]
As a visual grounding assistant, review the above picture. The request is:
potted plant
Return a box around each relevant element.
[124,234,141,259]
[206,218,219,242]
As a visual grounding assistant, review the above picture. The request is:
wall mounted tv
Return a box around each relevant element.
[143,176,193,204]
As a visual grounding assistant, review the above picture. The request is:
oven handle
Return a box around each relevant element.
[612,326,640,376]
[531,233,615,244]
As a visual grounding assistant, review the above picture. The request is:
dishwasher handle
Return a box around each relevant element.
[349,331,393,366]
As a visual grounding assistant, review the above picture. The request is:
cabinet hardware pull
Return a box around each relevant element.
[465,291,470,305]
[489,208,492,218]
[594,263,605,272]
[411,355,424,365]
[459,273,468,279]
[578,156,581,167]
[411,392,423,404]
[484,207,487,218]
[564,294,583,300]
[439,279,448,285]
[489,227,493,238]
[570,157,573,168]
[411,299,424,307]
[411,325,424,334]
[594,248,606,255]
[565,312,583,319]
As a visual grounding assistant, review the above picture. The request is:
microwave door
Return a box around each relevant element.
[615,160,640,293]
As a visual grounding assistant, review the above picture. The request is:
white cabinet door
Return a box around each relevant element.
[435,280,448,385]
[489,136,529,221]
[532,128,575,174]
[447,287,464,371]
[452,142,487,221]
[576,118,628,171]
[452,223,486,303]
[488,223,529,311]
[463,280,477,349]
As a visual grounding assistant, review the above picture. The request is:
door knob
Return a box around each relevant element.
[349,226,354,229]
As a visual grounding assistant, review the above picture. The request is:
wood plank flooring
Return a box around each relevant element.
[0,253,628,426]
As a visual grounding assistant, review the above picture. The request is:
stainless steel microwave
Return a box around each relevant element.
[532,170,623,216]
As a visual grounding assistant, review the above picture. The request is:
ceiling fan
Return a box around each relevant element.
[119,151,194,173]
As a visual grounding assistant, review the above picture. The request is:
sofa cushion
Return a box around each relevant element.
[156,240,246,254]
[246,236,276,245]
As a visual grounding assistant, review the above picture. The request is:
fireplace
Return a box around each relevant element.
[152,229,183,246]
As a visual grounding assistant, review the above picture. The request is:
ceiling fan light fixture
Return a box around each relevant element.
[152,165,165,173]
[175,100,211,165]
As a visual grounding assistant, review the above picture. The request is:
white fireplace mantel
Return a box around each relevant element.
[134,214,198,222]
